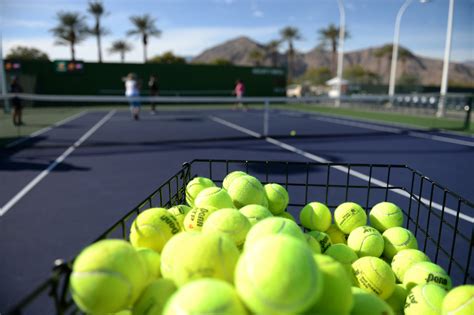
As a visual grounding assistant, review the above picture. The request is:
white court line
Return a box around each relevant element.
[209,115,474,224]
[0,111,116,216]
[309,115,402,134]
[5,111,88,149]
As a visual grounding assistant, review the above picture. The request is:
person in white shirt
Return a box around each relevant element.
[124,73,141,120]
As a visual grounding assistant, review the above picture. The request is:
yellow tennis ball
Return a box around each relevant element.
[167,205,191,226]
[235,235,323,314]
[70,240,148,314]
[347,226,385,257]
[441,285,474,315]
[334,202,367,234]
[163,278,248,315]
[385,283,408,315]
[222,171,247,190]
[239,204,273,225]
[403,261,452,291]
[202,208,251,249]
[306,230,332,252]
[304,254,353,315]
[352,256,396,300]
[161,231,240,286]
[183,207,216,231]
[264,183,289,215]
[369,202,404,232]
[129,208,182,253]
[299,202,332,231]
[133,278,177,315]
[382,227,418,260]
[325,243,358,280]
[136,247,161,279]
[326,223,348,244]
[194,186,235,211]
[304,234,322,254]
[185,177,215,207]
[244,216,305,250]
[351,287,394,315]
[405,283,447,315]
[227,175,266,208]
[277,211,297,221]
[391,249,430,282]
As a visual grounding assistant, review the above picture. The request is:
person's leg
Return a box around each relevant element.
[12,107,18,125]
[18,106,24,124]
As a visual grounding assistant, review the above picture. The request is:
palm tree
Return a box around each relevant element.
[280,26,302,81]
[108,40,133,63]
[127,14,161,62]
[318,23,350,75]
[249,49,264,66]
[87,1,109,63]
[266,40,281,67]
[50,12,88,61]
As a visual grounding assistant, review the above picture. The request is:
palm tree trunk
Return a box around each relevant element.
[287,42,294,82]
[96,20,102,63]
[120,51,125,63]
[71,43,76,61]
[331,39,337,76]
[143,34,148,63]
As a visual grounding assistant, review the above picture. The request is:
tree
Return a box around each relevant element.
[249,49,264,66]
[211,58,233,66]
[318,23,350,75]
[343,65,381,84]
[298,67,332,85]
[374,44,413,83]
[6,46,49,61]
[149,51,186,64]
[50,11,88,61]
[397,73,420,86]
[265,40,281,67]
[87,0,109,63]
[108,40,133,63]
[280,26,302,81]
[127,14,161,63]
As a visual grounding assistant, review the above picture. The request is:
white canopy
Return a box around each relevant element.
[326,77,349,86]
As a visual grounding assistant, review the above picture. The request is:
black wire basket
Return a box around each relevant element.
[7,159,474,314]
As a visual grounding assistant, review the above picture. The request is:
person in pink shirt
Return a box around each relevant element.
[233,79,247,111]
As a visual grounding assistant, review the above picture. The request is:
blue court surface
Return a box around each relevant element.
[0,107,473,312]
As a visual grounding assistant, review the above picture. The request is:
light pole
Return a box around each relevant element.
[388,0,430,98]
[437,0,455,118]
[335,0,345,107]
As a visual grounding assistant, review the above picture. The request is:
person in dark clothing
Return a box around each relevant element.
[148,75,159,114]
[10,76,24,126]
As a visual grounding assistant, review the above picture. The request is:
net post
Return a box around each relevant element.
[263,99,269,137]
[463,96,472,131]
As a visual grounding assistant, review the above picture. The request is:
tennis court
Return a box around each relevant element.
[0,100,473,312]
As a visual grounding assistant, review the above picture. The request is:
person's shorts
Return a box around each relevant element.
[127,95,141,108]
[12,98,22,109]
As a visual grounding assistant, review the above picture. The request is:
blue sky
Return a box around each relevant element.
[1,0,473,63]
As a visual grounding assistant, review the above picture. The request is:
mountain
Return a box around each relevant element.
[192,37,474,86]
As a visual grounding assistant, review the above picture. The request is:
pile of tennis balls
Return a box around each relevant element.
[70,171,473,315]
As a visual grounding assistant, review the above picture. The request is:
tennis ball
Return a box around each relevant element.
[326,223,347,244]
[277,211,297,221]
[347,226,384,257]
[391,249,430,282]
[352,256,396,300]
[403,261,452,291]
[222,171,247,190]
[227,175,266,208]
[382,227,418,260]
[290,130,296,136]
[183,207,215,231]
[185,177,215,207]
[385,284,408,315]
[133,278,177,315]
[130,208,181,253]
[441,285,474,315]
[70,240,148,314]
[235,235,323,314]
[304,255,353,315]
[334,202,367,234]
[239,204,273,225]
[305,234,322,254]
[369,202,404,232]
[325,243,358,280]
[161,231,239,286]
[163,278,247,315]
[244,216,305,250]
[202,208,251,249]
[194,186,234,211]
[167,205,191,226]
[307,230,332,252]
[299,202,332,232]
[351,287,394,315]
[264,183,289,215]
[136,247,161,279]
[404,283,447,315]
